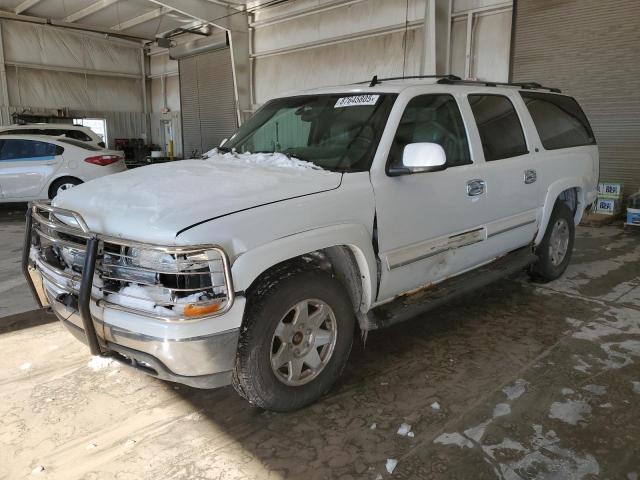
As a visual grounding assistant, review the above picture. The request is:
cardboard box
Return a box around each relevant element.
[627,208,640,225]
[595,197,622,215]
[597,182,623,199]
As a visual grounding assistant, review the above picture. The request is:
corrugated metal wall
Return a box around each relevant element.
[179,48,237,158]
[511,0,640,194]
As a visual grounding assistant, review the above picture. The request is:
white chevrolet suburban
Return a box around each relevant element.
[24,76,599,411]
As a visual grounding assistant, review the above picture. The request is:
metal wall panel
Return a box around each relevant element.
[511,0,640,194]
[179,48,237,158]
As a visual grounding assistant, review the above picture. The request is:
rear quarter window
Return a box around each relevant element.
[65,130,93,141]
[520,92,596,150]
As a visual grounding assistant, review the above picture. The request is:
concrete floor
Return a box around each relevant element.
[0,203,37,317]
[1,219,639,479]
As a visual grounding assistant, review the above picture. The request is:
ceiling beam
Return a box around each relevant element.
[148,0,245,31]
[14,0,42,15]
[0,9,152,43]
[65,0,120,23]
[111,6,172,31]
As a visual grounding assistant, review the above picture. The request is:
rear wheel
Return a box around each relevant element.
[530,201,575,282]
[233,270,354,412]
[49,177,82,199]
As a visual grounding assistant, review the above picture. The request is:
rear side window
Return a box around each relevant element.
[468,95,528,161]
[64,130,93,141]
[520,92,596,150]
[389,94,471,168]
[0,139,59,160]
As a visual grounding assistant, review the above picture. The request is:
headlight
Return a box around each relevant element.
[129,247,178,272]
[59,246,85,271]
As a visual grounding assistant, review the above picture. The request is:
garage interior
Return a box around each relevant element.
[0,0,639,478]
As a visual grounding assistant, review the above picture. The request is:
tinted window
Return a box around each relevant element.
[468,95,528,161]
[58,138,102,151]
[64,130,93,141]
[520,92,596,150]
[0,129,28,135]
[389,94,471,168]
[0,139,59,161]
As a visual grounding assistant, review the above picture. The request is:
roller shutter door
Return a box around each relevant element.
[511,0,640,194]
[179,48,237,158]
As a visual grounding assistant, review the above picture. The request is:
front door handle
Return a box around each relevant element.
[467,179,486,196]
[524,169,537,184]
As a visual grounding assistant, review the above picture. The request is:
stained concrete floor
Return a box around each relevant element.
[1,220,639,480]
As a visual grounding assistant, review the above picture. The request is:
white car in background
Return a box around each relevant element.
[0,135,126,202]
[0,124,105,148]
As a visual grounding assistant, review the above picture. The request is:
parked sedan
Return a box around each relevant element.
[0,135,126,202]
[0,124,105,148]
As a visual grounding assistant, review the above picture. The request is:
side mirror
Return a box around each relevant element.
[388,143,447,176]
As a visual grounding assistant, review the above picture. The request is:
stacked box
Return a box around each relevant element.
[596,181,623,215]
[597,182,623,199]
[627,208,640,225]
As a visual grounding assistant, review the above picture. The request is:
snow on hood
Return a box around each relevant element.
[54,155,341,244]
[203,148,323,171]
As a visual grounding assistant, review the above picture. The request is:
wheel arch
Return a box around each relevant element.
[47,175,83,199]
[231,224,378,324]
[535,180,585,246]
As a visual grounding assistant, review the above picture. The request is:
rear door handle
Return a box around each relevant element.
[467,179,486,196]
[524,169,537,184]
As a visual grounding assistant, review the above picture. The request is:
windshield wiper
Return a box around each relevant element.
[217,145,233,153]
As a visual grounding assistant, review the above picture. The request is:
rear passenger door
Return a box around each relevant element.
[0,139,63,199]
[464,93,540,262]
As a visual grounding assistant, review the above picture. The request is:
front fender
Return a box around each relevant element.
[231,223,378,311]
[535,177,588,245]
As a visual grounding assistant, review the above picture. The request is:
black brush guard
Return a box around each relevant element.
[22,203,103,355]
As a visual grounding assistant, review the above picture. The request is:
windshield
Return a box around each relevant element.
[224,94,396,172]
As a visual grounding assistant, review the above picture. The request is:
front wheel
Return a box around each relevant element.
[232,270,354,412]
[530,201,575,282]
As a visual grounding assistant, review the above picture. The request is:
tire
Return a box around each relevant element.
[233,269,355,412]
[49,177,82,199]
[530,201,575,282]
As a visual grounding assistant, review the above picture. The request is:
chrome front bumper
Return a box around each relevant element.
[43,280,243,388]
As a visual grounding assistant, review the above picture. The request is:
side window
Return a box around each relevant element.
[389,94,471,168]
[65,130,93,142]
[0,139,58,161]
[468,95,528,161]
[520,92,596,150]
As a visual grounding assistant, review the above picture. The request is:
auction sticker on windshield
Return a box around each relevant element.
[334,95,380,108]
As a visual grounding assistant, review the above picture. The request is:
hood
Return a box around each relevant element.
[54,156,342,244]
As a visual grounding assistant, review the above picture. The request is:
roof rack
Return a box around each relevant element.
[355,74,462,87]
[436,77,561,93]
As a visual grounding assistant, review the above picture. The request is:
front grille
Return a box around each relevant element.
[29,201,234,321]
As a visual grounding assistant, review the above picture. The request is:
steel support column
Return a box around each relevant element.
[421,0,452,75]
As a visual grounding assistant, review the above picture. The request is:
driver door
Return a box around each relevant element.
[370,93,492,301]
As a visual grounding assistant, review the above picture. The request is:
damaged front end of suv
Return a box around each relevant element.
[23,201,240,388]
